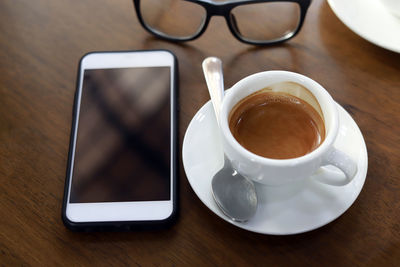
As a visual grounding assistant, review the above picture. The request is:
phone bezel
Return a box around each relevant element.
[62,50,178,229]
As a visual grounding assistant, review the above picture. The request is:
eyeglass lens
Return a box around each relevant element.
[140,0,207,39]
[230,2,301,42]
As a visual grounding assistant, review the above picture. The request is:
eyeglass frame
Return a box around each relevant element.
[132,0,312,45]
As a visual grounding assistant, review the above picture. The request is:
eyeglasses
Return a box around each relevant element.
[133,0,311,45]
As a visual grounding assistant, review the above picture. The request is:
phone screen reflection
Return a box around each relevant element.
[70,67,171,203]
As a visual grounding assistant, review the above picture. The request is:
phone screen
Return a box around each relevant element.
[70,66,171,203]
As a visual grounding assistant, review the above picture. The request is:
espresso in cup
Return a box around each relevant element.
[229,82,325,159]
[220,71,357,186]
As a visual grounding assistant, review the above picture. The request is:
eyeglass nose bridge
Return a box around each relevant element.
[209,8,226,17]
[201,1,230,17]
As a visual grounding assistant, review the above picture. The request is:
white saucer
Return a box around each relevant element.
[328,0,400,53]
[182,100,368,235]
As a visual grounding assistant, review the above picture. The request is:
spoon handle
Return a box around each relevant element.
[202,57,224,127]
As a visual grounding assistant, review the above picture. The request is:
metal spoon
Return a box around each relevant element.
[202,57,258,222]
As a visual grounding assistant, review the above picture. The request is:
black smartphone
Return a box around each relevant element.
[62,50,178,231]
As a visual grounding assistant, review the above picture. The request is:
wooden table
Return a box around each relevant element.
[1,0,399,265]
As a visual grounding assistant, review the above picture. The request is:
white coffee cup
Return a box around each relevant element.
[381,0,400,17]
[219,71,358,186]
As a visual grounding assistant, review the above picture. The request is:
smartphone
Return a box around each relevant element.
[62,50,178,231]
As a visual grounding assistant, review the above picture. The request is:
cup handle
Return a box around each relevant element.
[315,147,358,186]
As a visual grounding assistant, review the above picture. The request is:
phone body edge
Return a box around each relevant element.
[61,50,179,231]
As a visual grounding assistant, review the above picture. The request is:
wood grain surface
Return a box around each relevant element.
[1,0,399,266]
